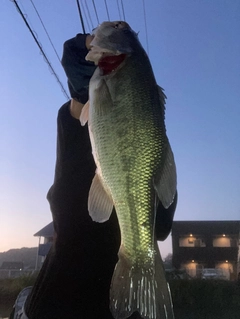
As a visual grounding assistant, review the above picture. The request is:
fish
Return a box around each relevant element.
[80,21,177,319]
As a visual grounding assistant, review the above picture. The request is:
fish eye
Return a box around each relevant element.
[114,21,124,29]
[114,23,120,29]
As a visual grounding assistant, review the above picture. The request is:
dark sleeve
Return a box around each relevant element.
[61,34,96,104]
[47,35,100,237]
[51,102,95,185]
[46,102,96,235]
[25,36,121,319]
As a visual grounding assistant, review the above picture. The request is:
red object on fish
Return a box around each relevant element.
[98,54,126,75]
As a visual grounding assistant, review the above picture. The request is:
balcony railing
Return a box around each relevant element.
[174,246,238,262]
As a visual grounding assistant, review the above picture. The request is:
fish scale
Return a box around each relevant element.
[94,68,162,262]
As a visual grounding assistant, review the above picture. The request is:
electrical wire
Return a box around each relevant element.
[12,0,70,100]
[104,0,110,21]
[92,0,99,24]
[29,0,61,64]
[84,0,94,30]
[76,0,86,33]
[116,0,122,20]
[79,0,91,33]
[142,0,149,54]
[120,0,126,21]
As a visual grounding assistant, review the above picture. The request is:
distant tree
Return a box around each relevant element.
[164,253,172,264]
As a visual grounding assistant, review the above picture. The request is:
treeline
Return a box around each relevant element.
[0,247,37,269]
[170,279,240,319]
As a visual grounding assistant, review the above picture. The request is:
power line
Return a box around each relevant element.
[120,0,126,21]
[76,0,86,33]
[79,0,91,33]
[29,0,61,64]
[92,0,99,24]
[104,0,110,21]
[116,0,122,20]
[12,0,70,100]
[84,0,94,30]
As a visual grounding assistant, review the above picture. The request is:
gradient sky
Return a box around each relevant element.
[1,0,239,258]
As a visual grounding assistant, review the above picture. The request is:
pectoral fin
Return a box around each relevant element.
[79,100,89,126]
[154,143,177,209]
[88,173,114,222]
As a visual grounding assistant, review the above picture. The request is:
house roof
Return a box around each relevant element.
[172,220,240,235]
[34,222,54,238]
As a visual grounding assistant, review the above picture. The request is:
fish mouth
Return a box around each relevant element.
[85,21,134,68]
[98,53,127,75]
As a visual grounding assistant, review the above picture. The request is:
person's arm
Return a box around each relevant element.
[47,34,96,211]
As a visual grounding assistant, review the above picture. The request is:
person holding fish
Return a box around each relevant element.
[20,22,177,319]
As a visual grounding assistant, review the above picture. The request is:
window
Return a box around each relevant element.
[179,237,206,247]
[213,237,231,247]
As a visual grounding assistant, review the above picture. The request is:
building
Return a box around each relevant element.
[172,221,240,280]
[34,222,54,269]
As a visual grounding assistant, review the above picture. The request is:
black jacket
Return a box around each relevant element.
[25,34,120,319]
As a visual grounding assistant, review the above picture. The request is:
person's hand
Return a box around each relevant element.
[85,34,94,50]
[70,98,84,119]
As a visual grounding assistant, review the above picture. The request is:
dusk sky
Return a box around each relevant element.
[1,0,239,258]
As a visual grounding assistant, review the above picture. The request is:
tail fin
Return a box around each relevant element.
[110,246,174,319]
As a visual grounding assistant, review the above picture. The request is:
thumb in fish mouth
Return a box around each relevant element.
[85,47,103,65]
[86,47,123,65]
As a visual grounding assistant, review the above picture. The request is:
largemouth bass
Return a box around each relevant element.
[80,21,177,319]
